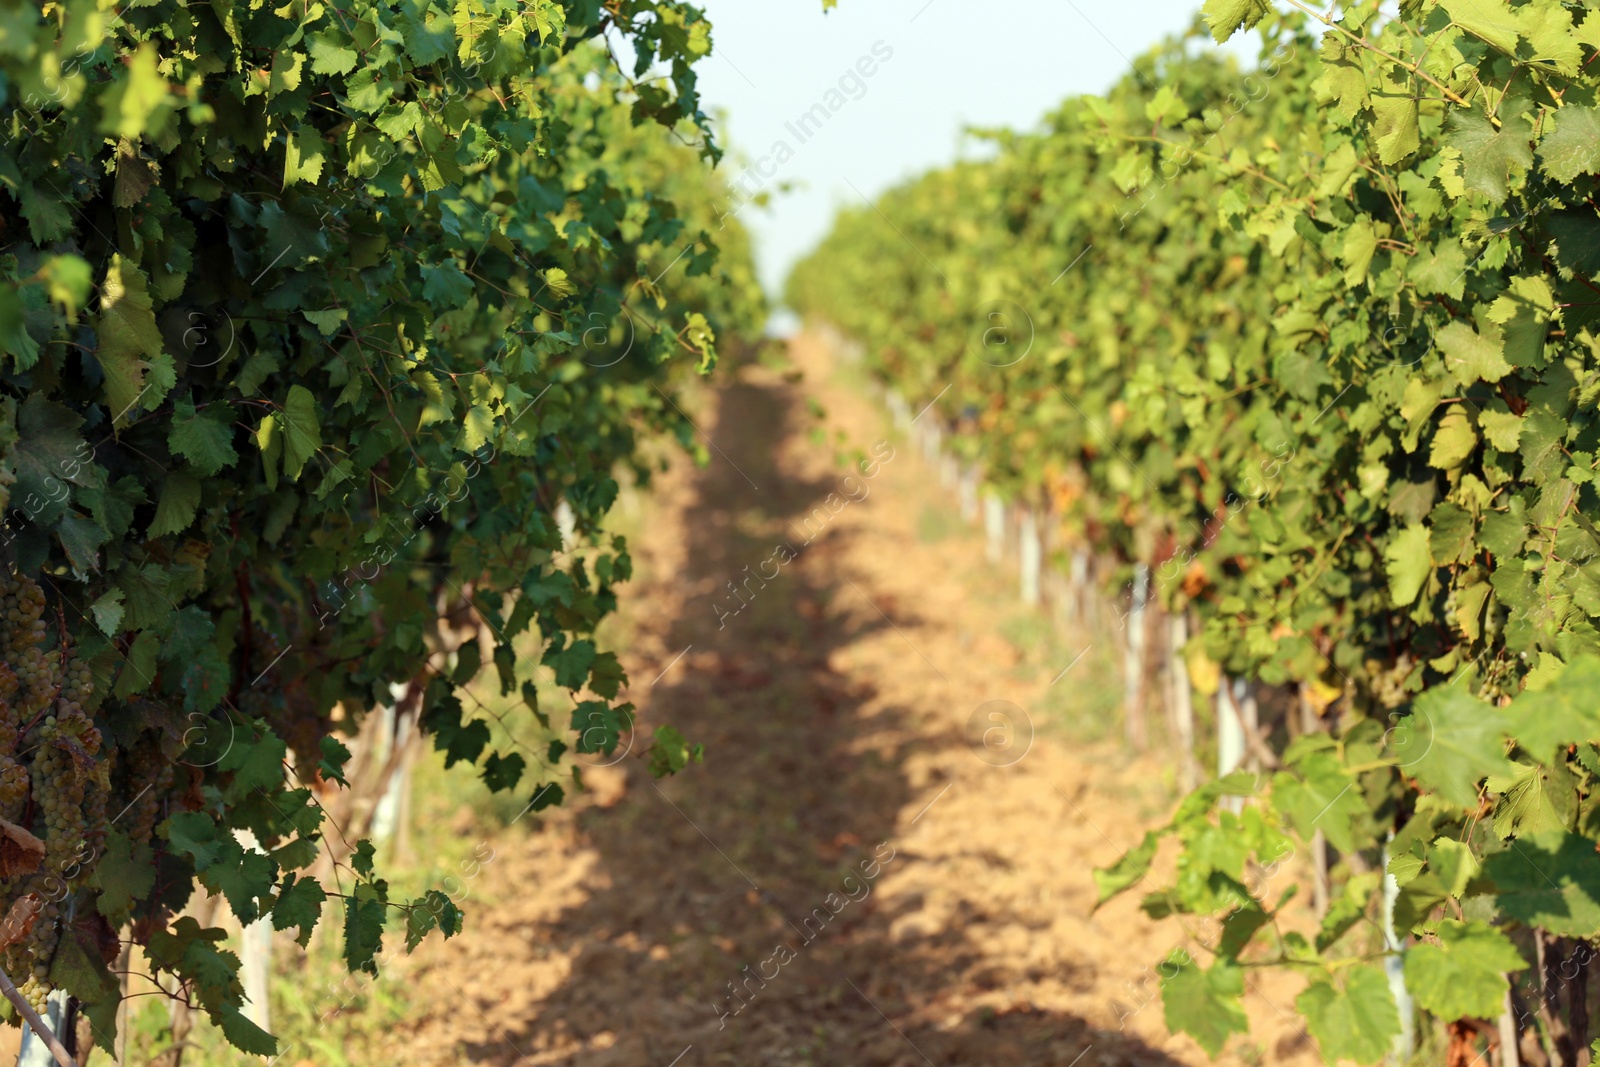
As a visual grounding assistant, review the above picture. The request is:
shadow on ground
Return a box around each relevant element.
[449,366,1195,1067]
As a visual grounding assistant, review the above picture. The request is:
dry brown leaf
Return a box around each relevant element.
[0,894,42,949]
[0,819,45,879]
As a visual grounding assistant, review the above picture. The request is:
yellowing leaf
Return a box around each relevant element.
[284,128,326,186]
[1372,92,1420,166]
[94,255,167,423]
[1429,407,1478,471]
[1437,320,1511,386]
[280,385,321,482]
[1539,106,1600,184]
[1341,217,1378,286]
[100,44,174,139]
[1478,408,1525,451]
[1200,0,1270,43]
[1384,522,1433,607]
[1440,0,1521,53]
[256,413,281,491]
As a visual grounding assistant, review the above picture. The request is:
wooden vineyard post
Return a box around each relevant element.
[555,498,576,552]
[371,681,415,850]
[886,389,911,433]
[1123,564,1149,750]
[1216,677,1246,814]
[984,493,1006,564]
[113,942,131,1066]
[231,830,273,1036]
[958,465,979,523]
[1070,549,1090,630]
[15,987,74,1067]
[1235,680,1259,770]
[1498,990,1522,1067]
[1167,614,1197,791]
[1299,683,1331,918]
[1019,508,1042,606]
[1382,832,1415,1062]
[240,916,273,1035]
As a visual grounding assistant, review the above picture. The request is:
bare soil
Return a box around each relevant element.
[373,333,1320,1067]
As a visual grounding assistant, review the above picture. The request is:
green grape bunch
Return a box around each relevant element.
[0,569,111,1016]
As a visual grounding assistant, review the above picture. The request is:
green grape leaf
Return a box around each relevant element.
[281,384,322,482]
[545,637,597,689]
[148,472,202,538]
[1383,522,1433,607]
[218,1005,277,1055]
[89,832,156,919]
[1095,829,1161,907]
[49,927,122,1050]
[168,397,239,475]
[1438,321,1511,386]
[647,723,704,778]
[202,846,279,924]
[1440,0,1520,53]
[421,262,474,307]
[1316,872,1381,951]
[1486,760,1573,839]
[1539,106,1600,183]
[1505,655,1600,758]
[350,839,377,877]
[344,881,387,975]
[219,734,290,802]
[319,735,353,787]
[404,890,464,950]
[1200,0,1270,43]
[94,255,168,423]
[1404,919,1526,1022]
[99,43,174,139]
[1296,964,1400,1065]
[1482,830,1600,937]
[1429,408,1478,472]
[1446,105,1533,201]
[1161,953,1248,1056]
[481,750,525,791]
[1273,752,1373,855]
[1393,687,1510,808]
[308,33,358,75]
[272,873,326,946]
[1373,93,1421,165]
[1428,838,1482,898]
[1479,409,1525,451]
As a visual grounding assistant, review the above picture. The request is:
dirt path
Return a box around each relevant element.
[380,334,1318,1067]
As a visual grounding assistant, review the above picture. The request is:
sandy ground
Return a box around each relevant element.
[372,334,1321,1067]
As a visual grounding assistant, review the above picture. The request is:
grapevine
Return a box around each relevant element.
[792,1,1600,1061]
[0,0,761,1056]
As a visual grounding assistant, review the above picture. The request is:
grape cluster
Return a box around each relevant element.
[4,891,61,1014]
[115,723,174,849]
[0,570,110,1012]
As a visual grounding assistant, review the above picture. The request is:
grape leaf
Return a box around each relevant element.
[280,385,322,482]
[1200,0,1270,43]
[218,1005,277,1055]
[1404,920,1526,1022]
[1383,523,1433,607]
[94,255,168,423]
[1483,830,1600,937]
[272,873,326,946]
[1161,953,1247,1056]
[168,397,239,475]
[1539,106,1600,183]
[1296,964,1400,1064]
[1392,687,1510,808]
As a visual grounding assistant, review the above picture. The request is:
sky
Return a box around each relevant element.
[688,0,1257,306]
